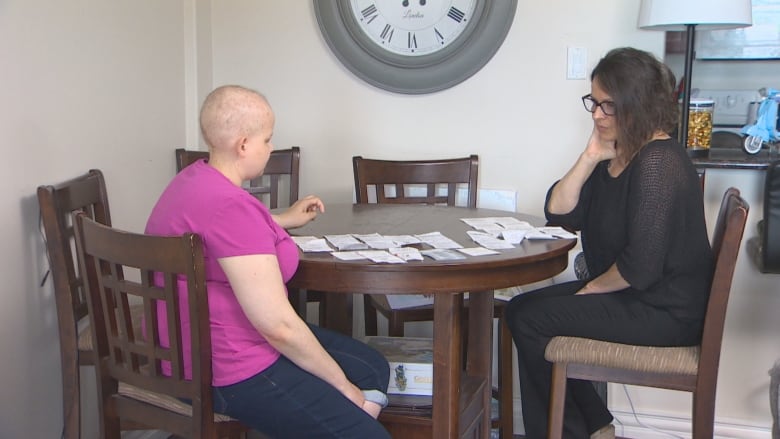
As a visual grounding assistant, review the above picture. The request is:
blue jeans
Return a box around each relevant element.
[212,324,391,439]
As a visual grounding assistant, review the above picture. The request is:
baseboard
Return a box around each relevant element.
[611,409,771,439]
[511,401,771,438]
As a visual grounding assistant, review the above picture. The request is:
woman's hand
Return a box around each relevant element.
[340,382,367,409]
[547,125,616,215]
[583,125,617,165]
[273,195,325,229]
[576,263,629,294]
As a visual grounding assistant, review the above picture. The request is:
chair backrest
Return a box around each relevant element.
[352,155,479,207]
[37,170,112,361]
[175,147,300,209]
[175,148,209,172]
[73,214,219,437]
[698,187,748,387]
[248,146,300,208]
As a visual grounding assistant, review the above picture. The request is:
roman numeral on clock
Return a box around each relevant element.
[359,4,378,24]
[447,7,466,23]
[434,28,444,45]
[380,24,394,42]
[408,32,417,50]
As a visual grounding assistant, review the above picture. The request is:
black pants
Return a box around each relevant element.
[504,280,702,439]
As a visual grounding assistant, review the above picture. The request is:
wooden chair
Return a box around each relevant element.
[37,169,144,439]
[545,187,749,439]
[175,148,209,173]
[352,155,514,437]
[73,213,249,439]
[174,146,300,209]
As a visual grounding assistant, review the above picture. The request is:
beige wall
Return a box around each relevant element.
[209,0,661,217]
[0,1,187,437]
[1,0,778,437]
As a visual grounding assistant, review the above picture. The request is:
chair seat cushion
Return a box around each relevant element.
[117,382,237,422]
[544,336,700,376]
[78,303,145,351]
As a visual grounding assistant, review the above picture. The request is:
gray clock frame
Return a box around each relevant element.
[313,0,518,94]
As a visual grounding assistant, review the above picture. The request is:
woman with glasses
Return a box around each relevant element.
[505,47,712,439]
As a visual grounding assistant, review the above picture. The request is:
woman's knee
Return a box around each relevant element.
[505,293,539,334]
[349,340,390,392]
[366,347,390,390]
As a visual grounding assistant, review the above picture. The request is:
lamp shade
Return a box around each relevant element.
[638,0,752,31]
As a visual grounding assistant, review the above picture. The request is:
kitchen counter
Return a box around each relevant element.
[690,147,779,171]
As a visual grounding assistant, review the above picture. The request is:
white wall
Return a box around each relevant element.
[209,0,662,217]
[0,1,187,437]
[1,0,777,437]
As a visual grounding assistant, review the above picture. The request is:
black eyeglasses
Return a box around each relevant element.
[582,94,616,116]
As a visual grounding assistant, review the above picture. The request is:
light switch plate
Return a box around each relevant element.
[566,47,587,80]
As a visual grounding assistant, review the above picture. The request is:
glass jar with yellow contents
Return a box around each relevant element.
[687,99,714,150]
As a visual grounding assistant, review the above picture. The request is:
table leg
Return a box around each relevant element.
[467,291,493,439]
[287,287,307,319]
[498,313,514,438]
[322,293,353,336]
[433,292,463,438]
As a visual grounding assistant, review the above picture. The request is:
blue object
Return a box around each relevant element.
[742,88,780,143]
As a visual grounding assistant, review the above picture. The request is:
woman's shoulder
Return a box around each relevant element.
[640,137,683,153]
[630,138,698,188]
[635,138,689,165]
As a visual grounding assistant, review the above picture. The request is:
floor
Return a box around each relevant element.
[121,430,531,439]
[122,432,169,439]
[121,432,525,439]
[122,432,621,439]
[122,431,270,439]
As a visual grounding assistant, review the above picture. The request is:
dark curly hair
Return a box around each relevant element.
[590,47,679,159]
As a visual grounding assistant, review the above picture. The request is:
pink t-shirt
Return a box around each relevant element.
[145,160,298,386]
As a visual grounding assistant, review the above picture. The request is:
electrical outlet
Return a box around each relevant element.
[694,89,762,126]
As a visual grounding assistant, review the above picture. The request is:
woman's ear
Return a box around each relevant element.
[235,136,248,156]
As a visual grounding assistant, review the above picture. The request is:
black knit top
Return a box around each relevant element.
[545,138,714,321]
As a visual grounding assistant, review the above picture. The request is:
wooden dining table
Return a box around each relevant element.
[286,203,576,439]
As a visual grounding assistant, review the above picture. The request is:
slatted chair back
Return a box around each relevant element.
[37,169,112,439]
[175,147,300,209]
[352,155,478,207]
[73,214,247,439]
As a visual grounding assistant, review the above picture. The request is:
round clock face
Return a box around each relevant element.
[314,0,517,94]
[348,0,477,57]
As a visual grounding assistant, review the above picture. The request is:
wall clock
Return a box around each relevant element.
[313,0,518,94]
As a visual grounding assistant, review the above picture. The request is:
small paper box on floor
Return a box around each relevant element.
[363,336,433,396]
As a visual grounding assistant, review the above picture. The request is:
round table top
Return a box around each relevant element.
[287,203,576,294]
